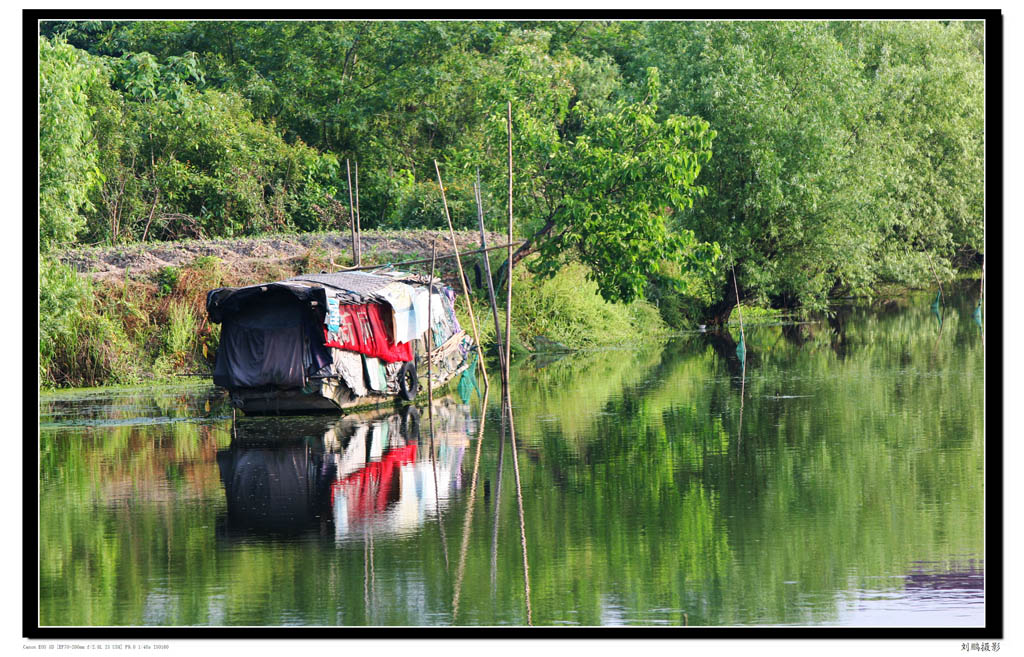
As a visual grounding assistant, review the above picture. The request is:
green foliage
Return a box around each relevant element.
[87,65,342,241]
[833,21,985,268]
[38,37,107,250]
[156,266,179,296]
[39,20,984,321]
[635,21,983,315]
[39,259,89,380]
[510,261,668,348]
[526,70,721,304]
[39,260,139,387]
[164,300,197,356]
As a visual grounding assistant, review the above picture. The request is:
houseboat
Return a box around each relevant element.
[206,269,476,414]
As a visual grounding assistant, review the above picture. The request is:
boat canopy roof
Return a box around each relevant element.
[206,269,436,323]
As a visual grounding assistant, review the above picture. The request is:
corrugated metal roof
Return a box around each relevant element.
[288,271,395,303]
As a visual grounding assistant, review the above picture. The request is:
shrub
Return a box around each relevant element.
[156,266,180,295]
[511,260,667,349]
[39,259,139,387]
[164,300,197,361]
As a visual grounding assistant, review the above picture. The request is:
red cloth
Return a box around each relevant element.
[324,302,413,363]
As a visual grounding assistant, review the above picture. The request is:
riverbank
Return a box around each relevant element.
[40,230,669,389]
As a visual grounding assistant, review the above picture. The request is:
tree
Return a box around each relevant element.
[832,20,985,271]
[478,63,720,304]
[39,36,106,250]
[638,22,905,320]
[634,21,985,320]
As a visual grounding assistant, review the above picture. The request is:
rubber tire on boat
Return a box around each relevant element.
[398,361,419,401]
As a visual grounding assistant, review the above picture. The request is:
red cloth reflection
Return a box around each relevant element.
[330,444,418,520]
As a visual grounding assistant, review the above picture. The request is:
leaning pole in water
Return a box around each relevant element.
[435,160,490,394]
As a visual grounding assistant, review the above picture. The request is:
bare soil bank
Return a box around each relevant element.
[59,229,508,281]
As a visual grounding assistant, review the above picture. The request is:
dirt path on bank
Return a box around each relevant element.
[58,229,509,281]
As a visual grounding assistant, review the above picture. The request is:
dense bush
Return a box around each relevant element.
[39,38,350,245]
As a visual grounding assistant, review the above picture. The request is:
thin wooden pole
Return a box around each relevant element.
[738,348,746,445]
[981,256,985,347]
[732,266,745,345]
[505,101,514,387]
[434,160,490,394]
[926,252,943,301]
[346,159,357,265]
[355,160,362,266]
[363,522,370,616]
[425,241,449,572]
[429,412,449,573]
[475,170,506,380]
[733,265,746,446]
[979,255,985,318]
[427,242,436,420]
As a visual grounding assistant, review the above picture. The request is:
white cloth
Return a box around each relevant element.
[332,348,367,397]
[411,287,431,339]
[379,282,422,343]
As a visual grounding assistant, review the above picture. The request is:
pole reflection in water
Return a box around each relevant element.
[452,390,489,619]
[505,382,533,626]
[491,400,506,596]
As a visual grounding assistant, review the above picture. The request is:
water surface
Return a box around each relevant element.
[38,286,986,626]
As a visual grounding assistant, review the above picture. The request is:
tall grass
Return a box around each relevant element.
[40,255,229,388]
[164,301,198,357]
[39,260,139,387]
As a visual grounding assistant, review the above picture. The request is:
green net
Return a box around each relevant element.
[736,334,746,365]
[458,351,481,403]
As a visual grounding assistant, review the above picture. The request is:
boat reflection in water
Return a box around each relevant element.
[216,400,472,542]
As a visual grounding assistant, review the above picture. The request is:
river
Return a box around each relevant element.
[37,284,986,627]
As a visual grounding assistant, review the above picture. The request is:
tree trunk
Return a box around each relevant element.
[493,216,558,288]
[703,278,737,327]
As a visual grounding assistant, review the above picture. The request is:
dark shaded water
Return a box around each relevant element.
[38,286,986,626]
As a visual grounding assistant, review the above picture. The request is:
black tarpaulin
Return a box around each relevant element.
[206,281,325,324]
[213,290,308,389]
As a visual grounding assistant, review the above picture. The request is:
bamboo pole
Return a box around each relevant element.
[733,265,746,445]
[732,266,745,345]
[475,170,506,380]
[427,242,436,422]
[429,412,450,573]
[425,242,449,571]
[355,160,362,266]
[504,101,514,388]
[926,252,943,301]
[346,159,357,265]
[452,388,489,619]
[434,160,490,393]
[363,521,370,616]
